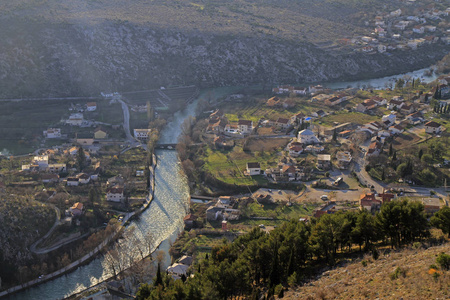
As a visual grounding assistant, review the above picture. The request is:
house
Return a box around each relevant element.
[183,214,197,227]
[317,154,331,170]
[207,119,227,133]
[336,151,352,169]
[312,110,326,118]
[305,145,325,153]
[43,128,62,139]
[298,129,320,145]
[40,173,59,183]
[359,193,382,213]
[276,118,290,129]
[289,144,303,157]
[309,85,324,94]
[246,162,261,176]
[382,113,396,127]
[134,129,152,141]
[290,112,305,125]
[400,104,415,115]
[68,146,79,156]
[70,202,84,217]
[66,113,84,126]
[424,121,443,134]
[390,9,402,17]
[86,102,97,111]
[178,256,193,266]
[77,173,90,184]
[406,111,424,124]
[76,137,94,146]
[266,96,281,107]
[167,263,189,277]
[413,26,424,34]
[238,120,253,134]
[417,198,441,214]
[206,206,224,221]
[356,100,376,113]
[214,135,233,149]
[66,177,80,186]
[379,192,395,203]
[106,187,125,202]
[224,123,239,134]
[378,44,387,53]
[216,196,235,209]
[367,141,382,156]
[47,163,67,173]
[94,128,108,139]
[388,99,404,110]
[390,124,404,135]
[107,175,125,187]
[363,121,383,134]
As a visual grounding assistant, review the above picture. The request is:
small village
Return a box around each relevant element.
[168,73,450,269]
[332,4,450,53]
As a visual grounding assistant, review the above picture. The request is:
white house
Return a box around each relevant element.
[66,113,84,126]
[106,187,125,202]
[425,121,443,134]
[390,124,404,135]
[381,113,396,127]
[166,263,189,277]
[66,177,80,186]
[378,44,387,53]
[238,120,253,134]
[43,128,62,138]
[246,162,261,176]
[86,102,97,111]
[289,144,303,157]
[77,173,91,184]
[134,129,152,141]
[297,129,320,145]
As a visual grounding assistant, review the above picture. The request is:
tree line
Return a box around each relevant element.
[136,200,450,300]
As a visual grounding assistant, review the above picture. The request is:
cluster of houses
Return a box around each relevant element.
[341,5,450,54]
[205,196,240,221]
[206,109,254,137]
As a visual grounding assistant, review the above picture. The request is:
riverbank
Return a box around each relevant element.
[0,152,157,299]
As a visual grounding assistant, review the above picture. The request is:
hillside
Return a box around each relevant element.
[284,243,450,299]
[0,0,448,98]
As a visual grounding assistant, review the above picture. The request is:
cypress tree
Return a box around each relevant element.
[392,151,397,161]
[418,149,423,159]
[389,143,393,157]
[154,263,163,287]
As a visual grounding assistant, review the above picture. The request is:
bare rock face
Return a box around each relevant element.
[0,19,448,98]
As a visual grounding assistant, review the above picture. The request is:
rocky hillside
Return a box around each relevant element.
[284,242,450,299]
[0,1,448,98]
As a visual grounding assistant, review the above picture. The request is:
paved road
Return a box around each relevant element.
[118,98,135,143]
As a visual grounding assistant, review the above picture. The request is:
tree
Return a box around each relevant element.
[389,143,393,157]
[332,128,337,142]
[352,210,375,251]
[154,263,163,287]
[431,206,450,236]
[418,149,423,159]
[381,168,385,181]
[76,146,86,171]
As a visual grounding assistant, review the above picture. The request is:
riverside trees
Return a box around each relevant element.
[136,199,446,299]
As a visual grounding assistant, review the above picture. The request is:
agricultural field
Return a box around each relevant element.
[202,144,279,186]
[320,111,379,126]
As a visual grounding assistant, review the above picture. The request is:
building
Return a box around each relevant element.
[66,177,80,186]
[166,263,189,277]
[43,128,62,139]
[297,129,320,145]
[134,129,152,140]
[94,128,108,139]
[359,193,382,213]
[289,144,303,157]
[77,173,90,184]
[246,162,261,176]
[86,102,97,111]
[424,121,443,134]
[317,154,331,170]
[106,187,125,202]
[238,120,253,134]
[70,202,84,216]
[183,214,197,227]
[336,151,352,169]
[66,113,84,126]
[276,118,290,129]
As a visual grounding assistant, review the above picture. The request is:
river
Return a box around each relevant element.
[5,67,439,299]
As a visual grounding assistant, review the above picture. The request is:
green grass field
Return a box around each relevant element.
[320,111,379,126]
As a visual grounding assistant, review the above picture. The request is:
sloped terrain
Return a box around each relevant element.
[285,243,450,299]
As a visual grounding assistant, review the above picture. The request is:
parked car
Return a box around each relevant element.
[320,195,329,200]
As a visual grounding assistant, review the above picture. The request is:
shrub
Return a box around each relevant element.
[436,252,450,270]
[361,260,368,267]
[390,267,406,280]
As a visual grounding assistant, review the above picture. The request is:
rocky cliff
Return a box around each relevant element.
[0,19,448,98]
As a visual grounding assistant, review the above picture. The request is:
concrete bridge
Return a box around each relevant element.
[155,143,178,150]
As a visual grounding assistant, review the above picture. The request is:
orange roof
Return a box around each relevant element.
[72,202,83,210]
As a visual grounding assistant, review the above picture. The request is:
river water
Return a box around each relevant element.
[6,67,438,299]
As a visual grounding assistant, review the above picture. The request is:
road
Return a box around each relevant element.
[118,98,135,143]
[29,205,61,254]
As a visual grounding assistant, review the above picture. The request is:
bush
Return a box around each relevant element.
[390,267,406,280]
[436,252,450,270]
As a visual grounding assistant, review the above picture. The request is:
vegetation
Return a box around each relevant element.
[137,199,444,299]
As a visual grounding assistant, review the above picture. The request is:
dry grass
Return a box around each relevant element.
[284,242,450,299]
[245,137,290,152]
